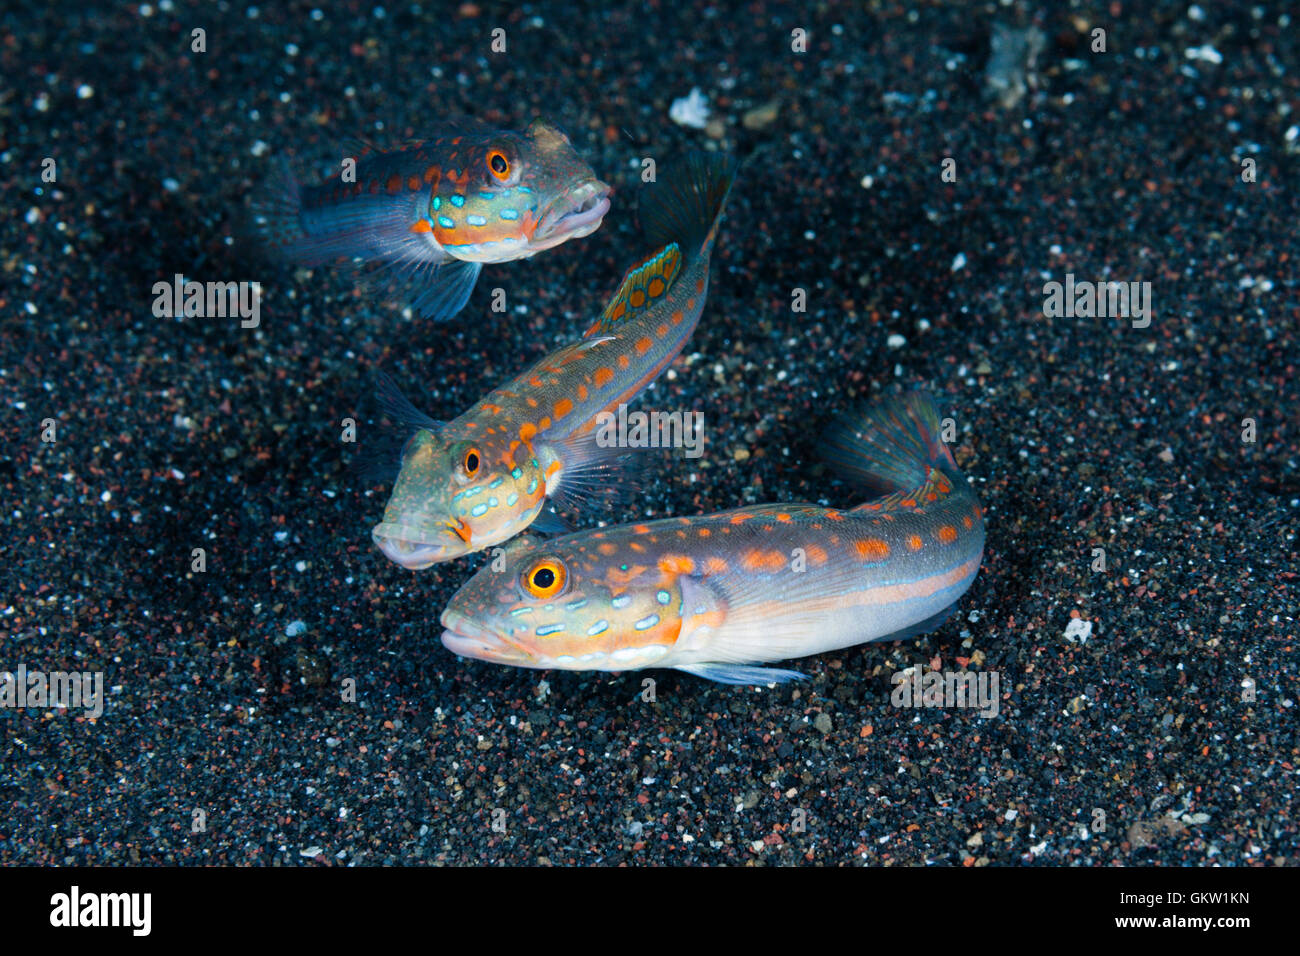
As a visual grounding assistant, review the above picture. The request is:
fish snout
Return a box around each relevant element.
[440,608,526,664]
[534,180,612,244]
[372,522,462,569]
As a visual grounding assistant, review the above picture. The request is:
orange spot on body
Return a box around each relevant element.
[938,525,959,544]
[630,289,646,308]
[577,385,588,401]
[553,398,573,419]
[593,368,614,388]
[598,543,618,556]
[410,219,432,233]
[855,538,891,561]
[704,557,729,574]
[671,309,684,325]
[908,534,923,551]
[656,324,669,338]
[742,550,787,572]
[805,545,828,566]
[963,515,973,530]
[519,423,537,443]
[617,355,630,370]
[659,554,696,575]
[635,337,653,355]
[386,174,403,194]
[407,175,421,191]
[648,277,665,297]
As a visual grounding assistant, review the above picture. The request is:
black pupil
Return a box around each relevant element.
[533,567,555,589]
[491,153,507,174]
[465,452,478,472]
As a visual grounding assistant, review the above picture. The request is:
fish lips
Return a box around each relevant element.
[372,522,465,569]
[440,608,530,665]
[532,180,611,248]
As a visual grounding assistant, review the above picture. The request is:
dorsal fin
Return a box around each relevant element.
[584,242,683,337]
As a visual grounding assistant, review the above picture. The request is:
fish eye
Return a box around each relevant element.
[487,149,510,180]
[463,447,481,476]
[522,558,567,599]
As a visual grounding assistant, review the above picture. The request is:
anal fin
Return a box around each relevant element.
[674,663,808,686]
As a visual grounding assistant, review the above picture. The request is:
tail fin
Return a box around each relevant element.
[823,391,959,496]
[639,152,737,260]
[249,156,306,258]
[587,153,736,336]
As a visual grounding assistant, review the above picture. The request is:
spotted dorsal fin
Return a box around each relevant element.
[584,242,683,337]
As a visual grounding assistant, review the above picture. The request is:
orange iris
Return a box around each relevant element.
[522,558,567,599]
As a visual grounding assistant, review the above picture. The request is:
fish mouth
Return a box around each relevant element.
[533,181,612,247]
[440,609,532,665]
[372,521,465,569]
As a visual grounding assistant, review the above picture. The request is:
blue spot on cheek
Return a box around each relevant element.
[634,615,660,631]
[450,194,465,207]
[466,214,487,227]
[500,209,519,220]
[587,620,608,636]
[510,467,523,480]
[431,196,442,211]
[536,623,565,637]
[565,599,588,611]
[656,591,671,605]
[488,477,504,489]
[611,595,630,609]
[488,497,498,507]
[479,191,495,200]
[471,503,489,517]
[516,185,533,194]
[506,493,519,507]
[527,477,538,495]
[437,216,455,229]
